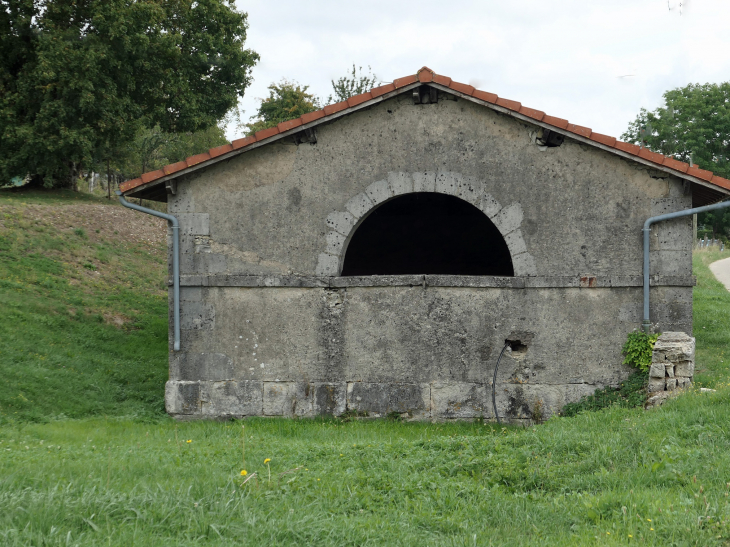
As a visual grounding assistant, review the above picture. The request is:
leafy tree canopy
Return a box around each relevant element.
[327,64,378,104]
[623,82,730,237]
[244,65,379,136]
[0,0,259,188]
[244,80,320,136]
[115,124,229,180]
[622,82,730,177]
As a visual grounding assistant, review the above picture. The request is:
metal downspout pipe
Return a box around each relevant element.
[116,191,181,351]
[642,198,730,333]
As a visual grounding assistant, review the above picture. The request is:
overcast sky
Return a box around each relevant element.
[229,0,730,141]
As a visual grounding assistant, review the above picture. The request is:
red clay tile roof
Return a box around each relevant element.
[120,66,730,195]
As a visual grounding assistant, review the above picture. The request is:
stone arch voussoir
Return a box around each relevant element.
[316,171,537,277]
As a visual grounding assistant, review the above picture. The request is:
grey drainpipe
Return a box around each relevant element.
[116,191,180,351]
[643,198,730,333]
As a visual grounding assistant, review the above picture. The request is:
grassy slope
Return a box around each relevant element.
[2,192,730,545]
[693,248,730,388]
[0,189,169,422]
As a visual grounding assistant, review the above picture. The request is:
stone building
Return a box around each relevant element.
[120,67,730,422]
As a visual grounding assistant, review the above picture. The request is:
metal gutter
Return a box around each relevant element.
[642,199,730,333]
[116,191,180,351]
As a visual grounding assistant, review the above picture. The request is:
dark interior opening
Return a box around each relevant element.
[341,193,514,276]
[506,339,528,355]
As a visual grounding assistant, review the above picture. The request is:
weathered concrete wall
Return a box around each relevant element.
[164,90,694,421]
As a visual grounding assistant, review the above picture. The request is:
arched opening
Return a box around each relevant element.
[341,193,514,276]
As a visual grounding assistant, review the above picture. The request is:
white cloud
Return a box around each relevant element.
[231,0,730,141]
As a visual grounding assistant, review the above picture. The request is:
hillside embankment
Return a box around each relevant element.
[3,190,730,545]
[0,189,169,422]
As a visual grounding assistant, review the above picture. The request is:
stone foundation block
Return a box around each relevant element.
[648,377,666,393]
[200,381,262,417]
[312,383,347,416]
[263,382,305,416]
[675,360,695,377]
[431,382,489,419]
[649,362,665,378]
[652,332,695,362]
[262,382,346,417]
[347,382,430,419]
[500,384,568,421]
[647,332,695,402]
[165,381,201,415]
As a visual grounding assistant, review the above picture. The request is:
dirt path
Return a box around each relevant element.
[710,256,730,291]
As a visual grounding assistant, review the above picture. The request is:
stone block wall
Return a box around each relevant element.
[159,91,696,422]
[647,332,695,407]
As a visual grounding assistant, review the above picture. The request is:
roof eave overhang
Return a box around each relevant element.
[123,80,730,202]
[123,82,423,199]
[432,83,730,197]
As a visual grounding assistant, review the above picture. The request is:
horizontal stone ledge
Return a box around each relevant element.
[180,274,330,288]
[178,274,696,288]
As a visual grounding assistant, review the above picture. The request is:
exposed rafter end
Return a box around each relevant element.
[413,85,439,105]
[293,127,317,145]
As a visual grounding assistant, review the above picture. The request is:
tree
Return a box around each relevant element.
[623,82,730,238]
[244,80,320,135]
[244,65,379,136]
[0,0,259,188]
[114,124,229,180]
[328,64,378,104]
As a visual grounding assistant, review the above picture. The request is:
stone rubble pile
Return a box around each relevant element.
[646,331,695,408]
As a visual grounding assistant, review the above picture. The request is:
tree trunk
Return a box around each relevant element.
[67,161,81,191]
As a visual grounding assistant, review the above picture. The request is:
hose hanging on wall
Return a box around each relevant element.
[492,342,510,425]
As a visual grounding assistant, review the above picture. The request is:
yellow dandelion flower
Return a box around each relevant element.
[647,519,651,522]
[240,470,247,476]
[317,478,320,481]
[186,440,192,443]
[650,528,654,531]
[264,458,271,464]
[628,534,633,538]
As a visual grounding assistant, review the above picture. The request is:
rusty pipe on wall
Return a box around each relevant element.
[116,191,180,351]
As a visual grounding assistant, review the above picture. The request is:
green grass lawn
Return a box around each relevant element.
[0,189,169,422]
[2,190,730,545]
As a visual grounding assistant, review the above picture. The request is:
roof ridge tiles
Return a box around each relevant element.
[118,67,730,195]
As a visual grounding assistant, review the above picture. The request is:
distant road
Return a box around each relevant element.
[710,256,730,291]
